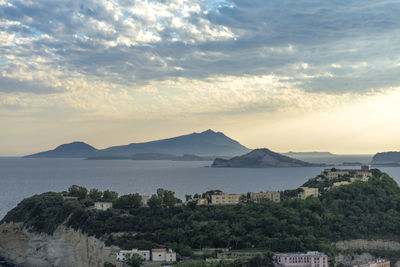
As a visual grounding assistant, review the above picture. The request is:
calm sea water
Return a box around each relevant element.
[1,157,400,221]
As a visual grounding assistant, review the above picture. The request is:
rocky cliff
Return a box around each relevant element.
[0,222,121,267]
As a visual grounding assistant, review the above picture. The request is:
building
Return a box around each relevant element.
[211,193,244,205]
[249,191,281,203]
[332,181,351,187]
[322,167,372,180]
[116,249,150,262]
[273,251,328,267]
[196,198,209,205]
[353,259,390,267]
[63,196,79,201]
[141,195,150,206]
[151,248,176,262]
[298,187,319,200]
[94,202,113,211]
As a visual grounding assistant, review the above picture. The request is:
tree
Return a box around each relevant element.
[155,188,180,208]
[102,190,118,202]
[89,189,103,202]
[114,194,142,209]
[148,194,163,209]
[68,185,88,200]
[125,253,143,267]
[185,194,192,202]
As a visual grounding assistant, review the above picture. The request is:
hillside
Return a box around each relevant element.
[24,142,97,158]
[372,151,400,166]
[212,148,322,167]
[91,129,249,157]
[2,170,400,264]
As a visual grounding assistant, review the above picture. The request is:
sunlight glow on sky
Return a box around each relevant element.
[1,0,400,155]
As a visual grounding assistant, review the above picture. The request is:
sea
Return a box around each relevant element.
[2,157,400,220]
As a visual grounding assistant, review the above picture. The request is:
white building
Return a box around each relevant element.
[151,248,176,262]
[273,251,328,267]
[116,249,151,262]
[94,202,113,211]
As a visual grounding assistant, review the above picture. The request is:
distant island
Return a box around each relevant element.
[24,129,250,159]
[88,153,215,161]
[212,148,325,168]
[283,151,336,157]
[24,142,97,158]
[371,151,400,166]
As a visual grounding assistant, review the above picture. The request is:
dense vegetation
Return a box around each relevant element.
[2,169,400,263]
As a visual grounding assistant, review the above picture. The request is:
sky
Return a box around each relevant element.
[1,0,400,156]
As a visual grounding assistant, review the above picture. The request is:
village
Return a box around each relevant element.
[71,166,392,267]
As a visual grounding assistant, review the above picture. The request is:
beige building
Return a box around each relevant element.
[196,198,209,205]
[322,167,372,180]
[141,195,150,206]
[184,198,209,206]
[332,181,351,187]
[249,191,280,203]
[151,248,176,262]
[298,187,319,200]
[94,202,113,211]
[211,193,243,205]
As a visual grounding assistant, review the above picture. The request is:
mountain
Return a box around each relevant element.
[211,148,323,168]
[24,142,97,158]
[371,151,400,166]
[90,129,250,157]
[24,130,250,159]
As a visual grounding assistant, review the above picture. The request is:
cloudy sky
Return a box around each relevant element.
[1,0,400,155]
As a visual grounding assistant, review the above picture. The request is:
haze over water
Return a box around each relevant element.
[2,157,400,220]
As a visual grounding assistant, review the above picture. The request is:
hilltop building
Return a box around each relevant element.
[151,248,176,262]
[322,166,371,181]
[249,191,281,203]
[332,181,351,187]
[116,249,150,261]
[184,198,209,206]
[298,187,319,200]
[141,195,150,206]
[94,202,113,211]
[211,193,244,205]
[196,198,209,205]
[273,251,328,267]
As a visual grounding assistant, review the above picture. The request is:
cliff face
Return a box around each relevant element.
[0,222,120,267]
